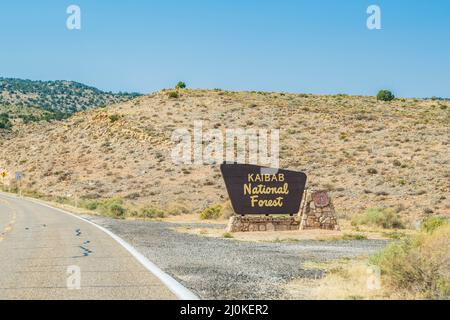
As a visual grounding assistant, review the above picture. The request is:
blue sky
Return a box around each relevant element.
[0,0,449,97]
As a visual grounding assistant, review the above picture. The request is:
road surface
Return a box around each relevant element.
[0,193,180,300]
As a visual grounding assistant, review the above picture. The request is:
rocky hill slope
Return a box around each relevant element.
[0,89,448,223]
[0,78,141,113]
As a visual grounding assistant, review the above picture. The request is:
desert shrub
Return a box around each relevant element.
[109,114,121,123]
[342,233,367,240]
[0,113,12,129]
[124,192,141,200]
[140,207,166,219]
[166,203,189,216]
[22,189,46,199]
[377,90,395,102]
[94,198,127,219]
[168,91,179,99]
[200,204,223,220]
[175,81,186,89]
[393,160,402,167]
[370,223,450,299]
[107,203,126,218]
[79,199,99,211]
[352,208,405,229]
[79,197,126,218]
[421,216,449,234]
[222,232,234,239]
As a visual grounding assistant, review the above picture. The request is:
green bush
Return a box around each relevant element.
[377,90,395,102]
[175,81,186,89]
[168,91,179,99]
[0,113,12,129]
[80,197,127,219]
[109,114,121,123]
[200,204,223,220]
[370,223,450,299]
[352,208,405,229]
[79,199,99,211]
[342,233,367,240]
[222,232,234,239]
[421,216,449,234]
[107,203,126,218]
[99,198,126,218]
[140,207,166,219]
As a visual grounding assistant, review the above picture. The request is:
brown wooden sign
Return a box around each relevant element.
[220,163,307,215]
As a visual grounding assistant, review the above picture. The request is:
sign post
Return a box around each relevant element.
[15,171,23,197]
[0,170,7,192]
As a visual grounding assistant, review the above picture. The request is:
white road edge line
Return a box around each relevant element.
[0,193,199,300]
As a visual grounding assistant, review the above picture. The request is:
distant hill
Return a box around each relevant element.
[0,104,68,130]
[0,78,141,113]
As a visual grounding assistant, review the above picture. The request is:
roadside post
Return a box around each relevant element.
[1,170,7,192]
[15,171,23,197]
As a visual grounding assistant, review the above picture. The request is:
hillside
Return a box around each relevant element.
[0,78,141,113]
[0,89,448,224]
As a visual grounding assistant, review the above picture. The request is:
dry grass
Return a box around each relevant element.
[284,258,391,300]
[370,222,450,299]
[283,222,450,300]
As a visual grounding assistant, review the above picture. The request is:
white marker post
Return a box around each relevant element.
[15,172,23,197]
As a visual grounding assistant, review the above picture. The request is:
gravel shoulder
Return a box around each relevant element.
[85,216,389,300]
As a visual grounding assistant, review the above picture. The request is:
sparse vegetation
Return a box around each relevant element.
[1,89,447,223]
[0,77,141,113]
[176,82,187,90]
[342,233,367,240]
[352,208,405,229]
[370,223,450,299]
[200,204,223,220]
[421,216,449,234]
[0,105,70,130]
[222,232,234,239]
[79,198,127,219]
[168,91,179,99]
[0,112,12,130]
[139,207,166,219]
[377,90,395,102]
[109,114,121,123]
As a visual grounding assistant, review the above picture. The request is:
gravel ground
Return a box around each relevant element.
[85,216,389,299]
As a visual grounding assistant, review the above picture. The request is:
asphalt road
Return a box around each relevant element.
[0,193,178,300]
[0,193,389,300]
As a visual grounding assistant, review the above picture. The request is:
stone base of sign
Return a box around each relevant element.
[226,216,300,233]
[299,190,340,231]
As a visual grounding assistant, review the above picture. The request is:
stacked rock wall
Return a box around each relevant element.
[226,216,300,233]
[300,190,340,230]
